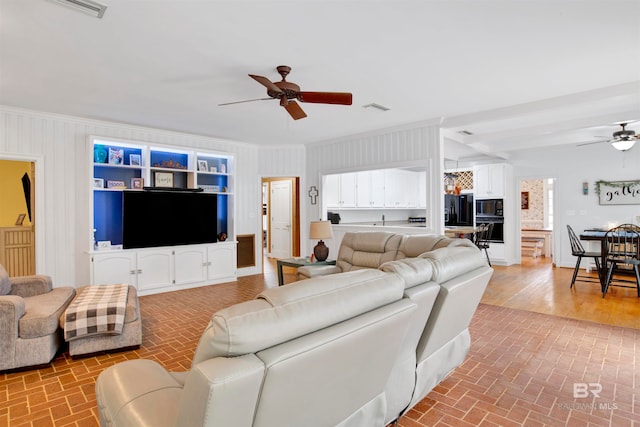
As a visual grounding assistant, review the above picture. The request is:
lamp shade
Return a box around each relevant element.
[309,221,334,240]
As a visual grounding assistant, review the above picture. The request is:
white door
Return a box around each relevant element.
[270,180,292,259]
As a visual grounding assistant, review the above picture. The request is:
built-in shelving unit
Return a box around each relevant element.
[89,136,236,295]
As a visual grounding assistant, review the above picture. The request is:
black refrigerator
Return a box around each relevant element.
[444,194,474,226]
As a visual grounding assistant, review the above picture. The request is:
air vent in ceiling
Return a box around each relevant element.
[363,103,390,112]
[457,130,473,136]
[48,0,108,18]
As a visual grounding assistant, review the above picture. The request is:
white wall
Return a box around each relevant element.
[304,120,442,256]
[0,106,262,285]
[510,143,640,268]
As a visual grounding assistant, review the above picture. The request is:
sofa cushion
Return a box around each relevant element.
[336,232,402,272]
[0,264,10,295]
[379,258,434,289]
[192,269,404,364]
[420,246,486,283]
[396,235,444,259]
[20,287,76,339]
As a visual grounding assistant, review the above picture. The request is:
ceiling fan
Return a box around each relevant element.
[219,65,353,120]
[577,122,639,151]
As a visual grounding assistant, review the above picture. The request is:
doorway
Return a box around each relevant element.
[0,159,36,275]
[520,178,555,263]
[262,177,300,260]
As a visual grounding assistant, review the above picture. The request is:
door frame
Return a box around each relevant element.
[261,177,300,259]
[0,153,45,274]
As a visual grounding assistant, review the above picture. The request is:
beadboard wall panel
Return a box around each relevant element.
[303,122,443,255]
[0,106,261,285]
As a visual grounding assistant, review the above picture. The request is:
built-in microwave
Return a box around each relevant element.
[476,198,503,217]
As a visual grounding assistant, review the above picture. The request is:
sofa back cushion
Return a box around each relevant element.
[420,246,486,283]
[379,257,434,289]
[0,264,10,295]
[192,269,405,364]
[336,232,402,272]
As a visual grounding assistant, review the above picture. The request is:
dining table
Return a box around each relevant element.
[444,225,481,239]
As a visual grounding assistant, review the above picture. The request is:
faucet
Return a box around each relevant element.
[382,214,385,226]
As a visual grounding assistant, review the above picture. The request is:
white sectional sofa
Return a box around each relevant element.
[95,233,492,427]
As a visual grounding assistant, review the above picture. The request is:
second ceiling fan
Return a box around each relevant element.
[219,65,353,120]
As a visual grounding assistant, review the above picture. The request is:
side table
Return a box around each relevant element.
[276,258,336,286]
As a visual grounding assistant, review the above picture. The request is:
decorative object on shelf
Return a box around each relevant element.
[154,172,174,188]
[220,163,226,173]
[198,185,219,193]
[521,191,529,210]
[96,241,111,250]
[210,166,217,173]
[218,232,227,242]
[583,182,589,195]
[309,220,333,262]
[108,147,124,165]
[15,213,26,226]
[594,179,640,205]
[131,178,144,190]
[129,154,141,166]
[222,186,227,192]
[308,186,318,205]
[94,146,108,163]
[93,178,104,188]
[444,173,458,195]
[198,160,208,171]
[153,159,187,169]
[107,180,126,189]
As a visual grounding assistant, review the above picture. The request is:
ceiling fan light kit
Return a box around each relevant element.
[222,65,353,120]
[611,139,636,151]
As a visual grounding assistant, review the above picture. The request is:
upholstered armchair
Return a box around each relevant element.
[0,264,75,371]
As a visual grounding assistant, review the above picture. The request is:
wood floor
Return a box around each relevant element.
[1,255,639,426]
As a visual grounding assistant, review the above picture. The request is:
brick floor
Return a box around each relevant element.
[2,270,639,426]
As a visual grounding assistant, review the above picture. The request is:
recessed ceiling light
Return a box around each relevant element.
[47,0,108,18]
[363,103,390,112]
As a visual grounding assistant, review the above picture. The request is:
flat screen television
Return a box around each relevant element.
[122,190,217,249]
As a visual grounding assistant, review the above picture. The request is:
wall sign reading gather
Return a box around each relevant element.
[595,180,640,205]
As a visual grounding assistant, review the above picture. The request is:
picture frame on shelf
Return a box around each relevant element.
[108,147,124,165]
[93,178,104,188]
[154,171,174,188]
[131,178,144,190]
[129,154,141,166]
[107,180,126,189]
[220,163,226,173]
[210,166,217,173]
[198,160,208,171]
[15,213,26,226]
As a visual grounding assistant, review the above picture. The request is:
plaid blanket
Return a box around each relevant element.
[64,284,129,341]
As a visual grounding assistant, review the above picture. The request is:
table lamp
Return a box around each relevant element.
[309,220,333,261]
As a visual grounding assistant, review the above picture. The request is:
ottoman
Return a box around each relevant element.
[60,285,142,357]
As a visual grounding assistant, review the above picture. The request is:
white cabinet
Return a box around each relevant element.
[474,164,505,199]
[207,243,237,281]
[91,243,237,295]
[356,170,385,208]
[418,171,427,208]
[384,169,418,208]
[324,173,357,208]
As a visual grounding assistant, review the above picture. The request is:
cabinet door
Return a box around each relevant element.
[384,169,403,207]
[474,165,491,198]
[207,244,237,281]
[488,164,505,198]
[324,174,340,208]
[174,246,207,286]
[370,170,386,208]
[136,249,173,291]
[340,172,357,207]
[91,252,137,287]
[356,171,372,207]
[418,171,427,208]
[403,170,419,207]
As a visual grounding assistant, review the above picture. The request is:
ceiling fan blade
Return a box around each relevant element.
[218,97,273,106]
[248,74,282,94]
[284,100,307,120]
[576,139,608,147]
[297,91,353,105]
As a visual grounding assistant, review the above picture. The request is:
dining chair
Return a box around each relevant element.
[602,224,640,298]
[475,223,493,266]
[566,225,603,289]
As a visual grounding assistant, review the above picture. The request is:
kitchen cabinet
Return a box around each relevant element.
[418,171,427,208]
[207,243,237,281]
[356,170,385,208]
[474,164,505,199]
[385,169,418,208]
[325,172,357,208]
